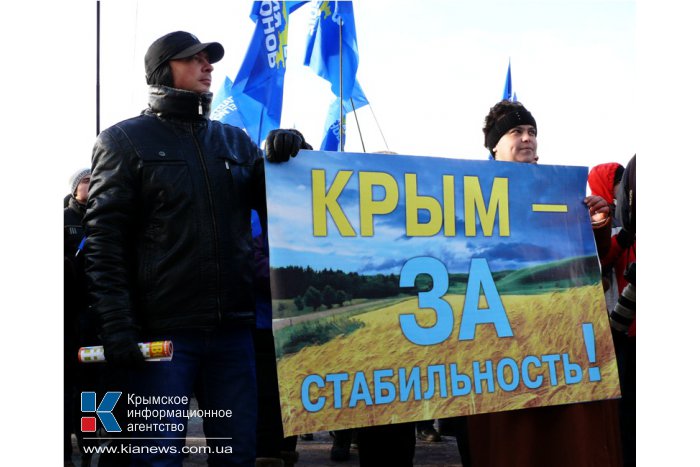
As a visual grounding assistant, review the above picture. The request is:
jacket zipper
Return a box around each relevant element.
[192,122,223,322]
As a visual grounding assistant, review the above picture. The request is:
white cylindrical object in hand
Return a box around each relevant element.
[78,340,173,363]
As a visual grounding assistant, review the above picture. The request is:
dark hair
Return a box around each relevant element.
[146,62,174,87]
[483,100,536,154]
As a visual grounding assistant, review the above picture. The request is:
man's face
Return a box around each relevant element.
[170,51,213,94]
[493,124,538,163]
[75,176,90,204]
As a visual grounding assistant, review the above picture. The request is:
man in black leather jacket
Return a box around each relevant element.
[84,31,310,466]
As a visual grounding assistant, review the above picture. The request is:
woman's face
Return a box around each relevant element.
[493,124,538,163]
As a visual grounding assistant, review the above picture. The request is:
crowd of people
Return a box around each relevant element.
[64,30,636,467]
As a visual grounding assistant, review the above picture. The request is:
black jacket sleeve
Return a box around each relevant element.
[83,127,141,337]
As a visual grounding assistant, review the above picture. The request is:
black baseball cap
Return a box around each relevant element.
[144,31,225,81]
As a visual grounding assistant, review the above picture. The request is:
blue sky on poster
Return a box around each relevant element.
[265,151,598,274]
[56,0,635,189]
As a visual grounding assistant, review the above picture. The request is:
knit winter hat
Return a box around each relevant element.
[485,108,537,154]
[69,168,91,196]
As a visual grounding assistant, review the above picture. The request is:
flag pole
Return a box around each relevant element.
[368,104,389,151]
[338,5,344,152]
[350,98,365,152]
[96,0,101,136]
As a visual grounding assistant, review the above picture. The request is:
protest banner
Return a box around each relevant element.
[265,150,620,436]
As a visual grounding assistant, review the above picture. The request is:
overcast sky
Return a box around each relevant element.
[57,0,634,186]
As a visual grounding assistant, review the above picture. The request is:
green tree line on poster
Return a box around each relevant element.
[270,267,405,309]
[271,256,601,313]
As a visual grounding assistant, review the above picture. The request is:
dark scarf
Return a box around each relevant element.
[146,85,213,121]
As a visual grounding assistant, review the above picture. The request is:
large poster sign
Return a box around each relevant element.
[264,150,620,436]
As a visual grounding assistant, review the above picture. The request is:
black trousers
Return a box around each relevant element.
[254,329,298,458]
[357,422,416,467]
[619,336,636,467]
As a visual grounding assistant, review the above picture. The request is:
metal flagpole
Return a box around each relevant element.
[368,103,390,151]
[338,3,344,152]
[96,0,101,136]
[350,98,366,152]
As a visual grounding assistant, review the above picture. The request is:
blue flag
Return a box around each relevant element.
[502,59,517,102]
[305,1,368,150]
[490,59,518,159]
[320,83,368,151]
[211,1,307,146]
[211,76,247,128]
[304,1,360,100]
[320,98,344,151]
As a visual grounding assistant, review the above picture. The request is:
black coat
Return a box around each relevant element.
[64,196,86,259]
[65,197,91,364]
[84,86,266,337]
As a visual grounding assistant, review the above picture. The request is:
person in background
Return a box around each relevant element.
[587,162,629,306]
[84,30,309,466]
[64,168,89,466]
[588,159,636,467]
[64,168,102,467]
[458,100,622,467]
[66,168,109,466]
[611,155,636,467]
[587,162,635,343]
[64,168,90,266]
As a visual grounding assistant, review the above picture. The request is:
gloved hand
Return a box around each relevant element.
[294,129,314,151]
[265,129,312,162]
[616,227,635,249]
[101,329,145,367]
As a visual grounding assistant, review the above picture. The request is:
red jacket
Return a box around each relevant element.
[588,163,636,336]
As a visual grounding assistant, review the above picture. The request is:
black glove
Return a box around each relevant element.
[295,130,314,151]
[101,329,145,367]
[265,129,312,162]
[616,227,634,249]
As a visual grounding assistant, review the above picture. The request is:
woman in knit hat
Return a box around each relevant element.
[455,100,623,467]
